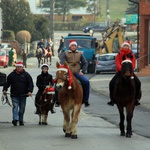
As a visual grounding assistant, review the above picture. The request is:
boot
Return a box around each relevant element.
[55,101,60,107]
[51,103,56,114]
[85,101,90,107]
[107,99,114,106]
[12,120,17,126]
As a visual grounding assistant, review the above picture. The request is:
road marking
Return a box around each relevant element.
[90,78,111,81]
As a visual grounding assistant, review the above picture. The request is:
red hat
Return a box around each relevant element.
[69,40,77,47]
[57,65,73,90]
[16,61,24,67]
[121,42,131,49]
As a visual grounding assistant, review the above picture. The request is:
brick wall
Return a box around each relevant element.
[139,0,150,71]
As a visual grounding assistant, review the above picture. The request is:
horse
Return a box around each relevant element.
[113,59,136,138]
[45,45,52,65]
[36,48,44,68]
[55,61,83,139]
[38,86,55,125]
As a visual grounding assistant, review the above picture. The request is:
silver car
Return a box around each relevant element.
[95,53,117,74]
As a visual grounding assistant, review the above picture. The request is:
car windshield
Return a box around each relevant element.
[98,55,115,61]
[0,51,5,56]
[64,39,94,49]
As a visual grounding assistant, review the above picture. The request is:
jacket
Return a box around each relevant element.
[116,48,136,72]
[61,50,88,74]
[3,69,34,97]
[36,72,53,91]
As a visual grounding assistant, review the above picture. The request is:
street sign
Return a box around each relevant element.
[126,14,138,24]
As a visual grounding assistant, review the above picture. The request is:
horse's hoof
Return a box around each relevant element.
[65,133,71,137]
[126,133,131,138]
[39,122,41,125]
[71,135,78,139]
[42,122,48,125]
[120,131,125,136]
[63,129,66,133]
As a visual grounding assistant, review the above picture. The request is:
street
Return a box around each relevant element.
[0,56,150,150]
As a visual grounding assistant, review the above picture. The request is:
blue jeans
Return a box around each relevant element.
[11,97,27,122]
[74,73,90,102]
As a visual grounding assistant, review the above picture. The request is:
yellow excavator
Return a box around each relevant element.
[98,21,125,54]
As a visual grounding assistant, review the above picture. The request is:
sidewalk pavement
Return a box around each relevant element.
[90,73,150,110]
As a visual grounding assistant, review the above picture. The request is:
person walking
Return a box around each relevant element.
[22,49,27,68]
[8,48,14,66]
[3,61,34,126]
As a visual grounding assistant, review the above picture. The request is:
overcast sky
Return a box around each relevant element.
[28,0,43,14]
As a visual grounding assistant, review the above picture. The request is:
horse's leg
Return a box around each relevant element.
[126,104,134,138]
[117,105,125,136]
[37,58,40,68]
[39,114,42,125]
[62,109,71,137]
[50,56,51,65]
[71,104,81,139]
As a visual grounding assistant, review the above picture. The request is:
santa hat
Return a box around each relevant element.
[121,42,131,49]
[69,40,77,47]
[41,64,49,69]
[16,61,24,67]
[57,65,73,90]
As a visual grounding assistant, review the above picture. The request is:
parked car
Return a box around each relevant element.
[95,53,117,74]
[82,22,107,33]
[0,43,12,49]
[0,49,9,68]
[132,43,138,59]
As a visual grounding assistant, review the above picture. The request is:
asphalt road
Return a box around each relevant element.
[0,57,150,150]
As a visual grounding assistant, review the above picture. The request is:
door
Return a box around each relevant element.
[148,20,150,65]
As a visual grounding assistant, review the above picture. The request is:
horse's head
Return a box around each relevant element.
[121,59,133,79]
[55,61,72,91]
[42,86,55,102]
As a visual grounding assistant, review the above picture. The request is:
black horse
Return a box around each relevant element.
[114,59,136,138]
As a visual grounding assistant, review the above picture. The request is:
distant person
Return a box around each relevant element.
[37,39,45,55]
[22,49,27,68]
[8,48,14,66]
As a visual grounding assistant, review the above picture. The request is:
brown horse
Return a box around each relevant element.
[114,59,136,138]
[38,86,55,125]
[55,61,83,139]
[45,45,52,65]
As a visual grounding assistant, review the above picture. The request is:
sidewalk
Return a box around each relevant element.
[90,74,150,110]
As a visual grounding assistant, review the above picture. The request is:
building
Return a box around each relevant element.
[139,0,150,71]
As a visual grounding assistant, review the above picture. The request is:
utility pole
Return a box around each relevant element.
[106,0,110,27]
[50,0,54,52]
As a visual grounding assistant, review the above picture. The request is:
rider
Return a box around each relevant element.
[37,39,45,55]
[107,41,141,106]
[57,39,90,107]
[35,64,55,114]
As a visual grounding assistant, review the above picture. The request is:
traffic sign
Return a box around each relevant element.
[126,14,138,24]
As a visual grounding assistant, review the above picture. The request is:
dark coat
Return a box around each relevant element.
[3,69,34,97]
[36,72,53,92]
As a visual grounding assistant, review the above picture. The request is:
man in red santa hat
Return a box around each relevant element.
[3,61,34,126]
[107,42,141,106]
[55,39,90,107]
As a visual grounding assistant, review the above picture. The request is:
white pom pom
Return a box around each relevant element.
[68,86,72,90]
